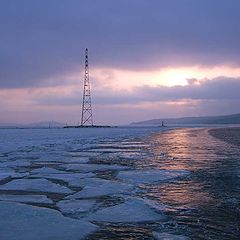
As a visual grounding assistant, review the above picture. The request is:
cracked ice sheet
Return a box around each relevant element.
[0,169,29,179]
[0,160,31,168]
[0,173,11,182]
[97,143,149,148]
[68,177,111,188]
[31,173,95,182]
[67,181,134,199]
[0,201,98,240]
[37,155,90,164]
[57,199,96,214]
[87,198,166,223]
[117,169,189,184]
[0,194,53,204]
[30,167,95,182]
[0,179,73,194]
[152,232,191,240]
[67,152,100,157]
[61,163,129,172]
[85,148,137,153]
[31,167,68,174]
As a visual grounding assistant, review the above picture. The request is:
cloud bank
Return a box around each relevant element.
[1,0,240,88]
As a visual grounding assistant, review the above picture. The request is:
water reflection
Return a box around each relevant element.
[144,128,240,239]
[88,127,240,239]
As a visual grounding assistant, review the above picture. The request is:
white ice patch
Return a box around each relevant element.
[61,163,128,172]
[57,199,96,214]
[117,169,189,184]
[0,179,73,194]
[153,232,191,240]
[67,181,134,199]
[87,198,166,223]
[0,201,98,240]
[0,194,53,204]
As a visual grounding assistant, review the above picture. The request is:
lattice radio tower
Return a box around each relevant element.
[80,48,93,126]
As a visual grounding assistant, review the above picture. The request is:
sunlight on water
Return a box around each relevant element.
[140,128,240,239]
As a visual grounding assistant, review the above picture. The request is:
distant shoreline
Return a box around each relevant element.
[208,127,240,146]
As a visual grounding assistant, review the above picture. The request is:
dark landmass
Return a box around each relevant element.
[131,113,240,126]
[0,121,65,129]
[209,127,240,146]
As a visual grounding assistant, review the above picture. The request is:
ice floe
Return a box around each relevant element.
[0,201,98,240]
[68,177,112,188]
[61,163,128,172]
[67,151,100,157]
[0,179,73,194]
[0,173,11,182]
[57,199,96,214]
[67,181,134,199]
[88,198,166,223]
[0,160,31,168]
[31,173,95,182]
[0,169,29,179]
[153,232,191,240]
[65,156,89,163]
[0,194,53,204]
[85,148,136,152]
[117,169,189,184]
[30,167,95,182]
[31,167,68,174]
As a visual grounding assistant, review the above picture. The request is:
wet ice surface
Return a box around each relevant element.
[67,181,134,199]
[1,127,239,239]
[0,178,73,194]
[87,198,166,223]
[61,163,128,172]
[117,169,189,184]
[152,232,190,240]
[0,201,98,240]
[57,199,96,214]
[0,194,53,204]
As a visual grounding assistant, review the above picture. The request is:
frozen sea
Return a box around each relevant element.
[0,127,240,239]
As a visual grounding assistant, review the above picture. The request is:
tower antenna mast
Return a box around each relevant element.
[80,48,93,126]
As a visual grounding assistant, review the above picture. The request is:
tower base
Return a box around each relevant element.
[63,125,115,128]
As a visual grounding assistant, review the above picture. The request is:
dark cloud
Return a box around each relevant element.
[138,77,240,102]
[1,0,240,88]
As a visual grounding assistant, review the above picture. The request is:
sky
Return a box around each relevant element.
[1,0,240,125]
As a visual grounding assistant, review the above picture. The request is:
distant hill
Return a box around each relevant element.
[131,113,240,126]
[25,121,65,128]
[0,121,65,129]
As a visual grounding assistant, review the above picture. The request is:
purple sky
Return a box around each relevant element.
[1,0,240,124]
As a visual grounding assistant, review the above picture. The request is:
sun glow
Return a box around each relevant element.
[88,65,240,90]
